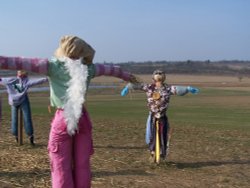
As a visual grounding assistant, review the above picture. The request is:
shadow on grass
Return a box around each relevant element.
[31,143,48,148]
[93,169,154,177]
[0,169,50,178]
[167,160,250,169]
[94,145,146,150]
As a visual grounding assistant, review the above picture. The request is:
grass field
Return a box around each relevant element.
[0,74,250,187]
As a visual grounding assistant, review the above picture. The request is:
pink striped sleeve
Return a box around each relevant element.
[0,56,48,74]
[95,63,131,81]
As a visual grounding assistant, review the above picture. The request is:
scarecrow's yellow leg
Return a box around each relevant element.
[155,120,160,164]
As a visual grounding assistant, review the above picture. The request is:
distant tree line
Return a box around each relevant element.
[1,60,250,76]
[113,60,250,76]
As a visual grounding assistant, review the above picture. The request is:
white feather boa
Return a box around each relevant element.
[62,57,88,136]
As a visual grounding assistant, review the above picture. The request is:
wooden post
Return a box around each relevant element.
[18,109,23,145]
[0,95,2,128]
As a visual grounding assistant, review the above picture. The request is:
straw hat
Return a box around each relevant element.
[54,35,95,64]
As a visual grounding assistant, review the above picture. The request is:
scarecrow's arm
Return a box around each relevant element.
[0,77,17,86]
[28,77,48,87]
[170,85,199,96]
[0,56,48,74]
[120,82,150,96]
[121,84,199,97]
[94,63,134,82]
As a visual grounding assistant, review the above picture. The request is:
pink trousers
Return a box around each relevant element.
[48,109,94,188]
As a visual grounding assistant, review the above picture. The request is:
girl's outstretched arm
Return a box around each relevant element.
[0,56,48,74]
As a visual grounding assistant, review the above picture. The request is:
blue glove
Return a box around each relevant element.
[121,83,133,96]
[187,86,199,94]
[121,85,129,96]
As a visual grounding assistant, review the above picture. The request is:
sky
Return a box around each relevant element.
[0,0,249,63]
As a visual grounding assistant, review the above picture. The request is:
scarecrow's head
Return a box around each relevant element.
[152,70,166,83]
[54,35,95,64]
[17,70,27,78]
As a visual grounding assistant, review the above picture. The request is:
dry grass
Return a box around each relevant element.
[1,117,249,188]
[0,115,51,188]
[91,121,250,188]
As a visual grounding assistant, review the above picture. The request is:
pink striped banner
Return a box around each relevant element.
[0,56,48,74]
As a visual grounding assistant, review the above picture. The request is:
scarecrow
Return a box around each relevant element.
[0,71,47,145]
[0,35,138,188]
[121,70,199,163]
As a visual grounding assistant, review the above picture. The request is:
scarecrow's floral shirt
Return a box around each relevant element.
[140,83,173,116]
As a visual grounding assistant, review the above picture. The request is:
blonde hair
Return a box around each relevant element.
[54,35,95,65]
